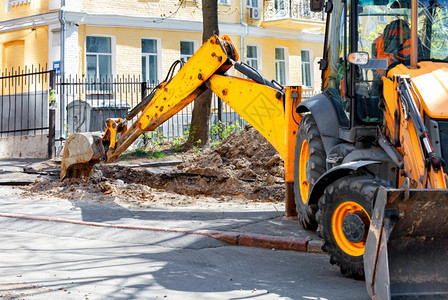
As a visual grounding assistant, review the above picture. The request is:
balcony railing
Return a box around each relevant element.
[264,0,324,22]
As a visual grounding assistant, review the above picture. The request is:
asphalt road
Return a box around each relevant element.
[0,185,369,299]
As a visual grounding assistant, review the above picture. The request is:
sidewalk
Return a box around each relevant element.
[0,158,324,254]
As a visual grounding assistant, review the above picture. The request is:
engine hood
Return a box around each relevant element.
[387,61,448,119]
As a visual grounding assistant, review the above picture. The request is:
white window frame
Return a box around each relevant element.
[180,40,198,63]
[246,44,262,73]
[85,35,116,80]
[218,0,231,5]
[301,49,313,89]
[142,37,162,85]
[246,0,259,8]
[275,46,288,85]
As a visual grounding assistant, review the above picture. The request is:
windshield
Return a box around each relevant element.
[357,0,448,64]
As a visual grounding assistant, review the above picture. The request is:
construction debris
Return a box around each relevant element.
[21,125,286,205]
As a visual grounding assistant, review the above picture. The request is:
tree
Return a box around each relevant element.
[186,0,219,148]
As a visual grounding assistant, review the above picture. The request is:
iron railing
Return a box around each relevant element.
[56,75,144,135]
[0,70,320,147]
[54,76,321,143]
[56,76,251,142]
[264,0,324,22]
[0,66,53,137]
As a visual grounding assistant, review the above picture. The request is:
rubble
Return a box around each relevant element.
[21,125,287,205]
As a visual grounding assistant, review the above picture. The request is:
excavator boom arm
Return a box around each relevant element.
[59,35,299,181]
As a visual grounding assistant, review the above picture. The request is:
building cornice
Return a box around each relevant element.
[66,11,324,43]
[0,10,323,43]
[0,11,59,32]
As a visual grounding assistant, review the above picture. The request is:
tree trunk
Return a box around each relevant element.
[186,0,219,148]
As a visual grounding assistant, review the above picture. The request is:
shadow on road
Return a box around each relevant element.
[0,234,368,299]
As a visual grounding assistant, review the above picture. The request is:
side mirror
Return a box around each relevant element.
[310,0,325,12]
[348,52,369,66]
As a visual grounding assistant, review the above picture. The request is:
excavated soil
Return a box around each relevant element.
[21,125,286,207]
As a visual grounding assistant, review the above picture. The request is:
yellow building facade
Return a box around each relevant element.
[0,0,324,90]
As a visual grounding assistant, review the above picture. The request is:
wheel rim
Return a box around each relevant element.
[299,139,310,204]
[331,201,370,257]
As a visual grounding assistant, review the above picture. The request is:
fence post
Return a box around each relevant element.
[217,97,222,123]
[48,70,56,158]
[141,81,147,102]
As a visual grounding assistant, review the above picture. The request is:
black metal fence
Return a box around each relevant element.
[0,69,320,154]
[57,75,254,142]
[0,66,53,137]
[56,75,144,135]
[57,75,319,143]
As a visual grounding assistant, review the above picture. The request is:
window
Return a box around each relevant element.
[247,45,260,71]
[275,47,287,85]
[86,36,112,80]
[301,50,312,88]
[218,0,230,5]
[142,39,159,85]
[180,41,195,62]
[247,0,259,8]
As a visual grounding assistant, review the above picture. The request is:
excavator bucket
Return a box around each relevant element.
[364,187,448,299]
[60,132,106,181]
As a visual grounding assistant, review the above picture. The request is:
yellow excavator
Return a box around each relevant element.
[61,0,448,296]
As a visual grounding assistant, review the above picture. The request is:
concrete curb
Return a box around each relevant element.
[210,231,309,252]
[0,212,323,253]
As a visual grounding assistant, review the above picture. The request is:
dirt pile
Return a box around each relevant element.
[21,125,286,204]
[21,177,273,208]
[179,125,285,181]
[98,125,285,201]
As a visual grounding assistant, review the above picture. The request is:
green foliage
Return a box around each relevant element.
[120,153,130,160]
[210,120,242,144]
[188,125,197,142]
[171,130,189,151]
[143,130,167,148]
[122,149,167,159]
[134,148,147,157]
[151,151,166,159]
[210,140,220,148]
[134,130,167,153]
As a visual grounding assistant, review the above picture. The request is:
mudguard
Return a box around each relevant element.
[297,93,341,153]
[307,160,380,206]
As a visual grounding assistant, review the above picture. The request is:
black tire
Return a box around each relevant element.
[293,114,326,231]
[316,174,383,279]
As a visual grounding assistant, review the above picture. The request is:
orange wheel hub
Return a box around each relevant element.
[331,201,370,257]
[299,139,310,204]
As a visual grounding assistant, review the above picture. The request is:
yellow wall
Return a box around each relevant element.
[0,0,48,21]
[0,0,323,92]
[2,40,24,71]
[80,0,203,21]
[244,36,322,89]
[82,26,203,77]
[78,27,322,90]
[0,26,48,72]
[218,0,242,24]
[79,0,265,26]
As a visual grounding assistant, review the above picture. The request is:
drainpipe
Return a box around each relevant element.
[240,0,249,63]
[58,0,66,138]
